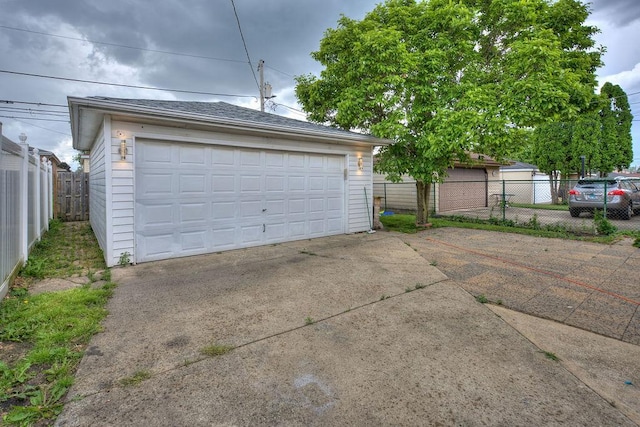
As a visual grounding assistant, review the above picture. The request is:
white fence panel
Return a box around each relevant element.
[0,131,53,300]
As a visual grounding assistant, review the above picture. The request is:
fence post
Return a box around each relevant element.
[383,183,387,211]
[33,148,42,241]
[603,180,607,216]
[19,138,29,263]
[502,179,506,221]
[48,160,53,220]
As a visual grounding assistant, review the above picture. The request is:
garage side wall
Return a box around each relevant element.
[89,122,108,263]
[109,129,135,267]
[348,150,374,232]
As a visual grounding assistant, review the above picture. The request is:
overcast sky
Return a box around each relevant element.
[1,0,639,168]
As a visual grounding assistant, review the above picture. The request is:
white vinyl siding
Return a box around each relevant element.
[89,127,108,258]
[110,134,134,265]
[347,152,373,232]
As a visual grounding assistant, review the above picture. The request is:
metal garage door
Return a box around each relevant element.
[135,140,345,262]
[439,168,487,212]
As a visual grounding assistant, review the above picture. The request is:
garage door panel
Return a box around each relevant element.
[288,176,305,191]
[139,204,174,227]
[180,203,208,224]
[289,198,306,214]
[265,223,286,240]
[212,175,235,193]
[180,174,206,193]
[308,155,324,169]
[142,234,175,258]
[212,147,235,165]
[212,228,236,248]
[288,154,305,168]
[240,175,261,192]
[138,173,173,196]
[180,231,208,251]
[140,143,172,164]
[241,200,263,218]
[289,221,305,237]
[136,141,345,263]
[179,146,207,165]
[309,219,325,234]
[240,151,261,167]
[241,225,262,244]
[266,152,285,168]
[309,198,324,213]
[265,200,285,215]
[327,218,343,232]
[265,175,285,192]
[212,202,236,220]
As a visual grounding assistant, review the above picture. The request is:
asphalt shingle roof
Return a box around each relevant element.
[90,97,364,139]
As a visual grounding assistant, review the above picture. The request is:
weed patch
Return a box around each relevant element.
[475,294,489,304]
[200,344,234,357]
[1,221,113,426]
[119,370,152,387]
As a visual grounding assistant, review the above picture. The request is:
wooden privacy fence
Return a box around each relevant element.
[56,171,89,221]
[1,132,54,299]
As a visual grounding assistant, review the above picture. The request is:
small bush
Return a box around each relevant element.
[594,210,617,235]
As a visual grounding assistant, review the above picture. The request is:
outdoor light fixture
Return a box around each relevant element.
[119,140,128,161]
[357,156,364,171]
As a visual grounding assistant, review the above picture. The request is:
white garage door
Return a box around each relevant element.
[135,140,345,262]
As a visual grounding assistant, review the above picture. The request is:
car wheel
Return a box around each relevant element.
[620,204,632,220]
[569,208,580,218]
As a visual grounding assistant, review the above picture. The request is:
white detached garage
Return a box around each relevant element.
[68,97,390,267]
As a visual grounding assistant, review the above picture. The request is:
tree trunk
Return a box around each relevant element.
[549,171,560,204]
[416,180,431,224]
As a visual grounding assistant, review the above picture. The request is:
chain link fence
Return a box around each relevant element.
[373,179,640,234]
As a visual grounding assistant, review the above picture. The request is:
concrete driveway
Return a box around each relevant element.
[56,232,638,426]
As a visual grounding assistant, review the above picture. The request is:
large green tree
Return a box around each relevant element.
[596,82,633,174]
[296,0,601,223]
[526,83,633,197]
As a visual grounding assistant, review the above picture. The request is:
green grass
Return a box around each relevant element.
[19,220,105,280]
[379,213,627,244]
[1,221,113,426]
[510,203,569,211]
[200,344,234,357]
[379,214,425,233]
[119,370,152,387]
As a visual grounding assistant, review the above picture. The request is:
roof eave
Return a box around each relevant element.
[68,97,393,150]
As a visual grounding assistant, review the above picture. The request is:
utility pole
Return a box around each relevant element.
[257,59,274,112]
[258,59,265,112]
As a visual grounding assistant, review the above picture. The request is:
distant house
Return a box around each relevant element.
[68,97,391,266]
[499,161,552,204]
[373,154,503,213]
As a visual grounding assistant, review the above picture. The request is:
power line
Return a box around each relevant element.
[229,0,260,93]
[0,115,69,122]
[0,24,247,64]
[0,106,68,116]
[265,65,295,79]
[8,118,71,137]
[0,69,255,98]
[1,100,67,108]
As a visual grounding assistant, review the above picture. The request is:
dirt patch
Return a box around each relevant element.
[0,340,33,365]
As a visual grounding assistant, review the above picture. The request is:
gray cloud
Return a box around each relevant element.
[1,0,639,165]
[589,0,640,26]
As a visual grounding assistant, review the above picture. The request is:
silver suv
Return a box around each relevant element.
[568,178,640,220]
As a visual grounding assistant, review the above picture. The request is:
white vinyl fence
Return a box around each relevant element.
[1,130,53,299]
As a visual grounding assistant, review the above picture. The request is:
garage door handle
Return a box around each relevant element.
[263,224,266,233]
